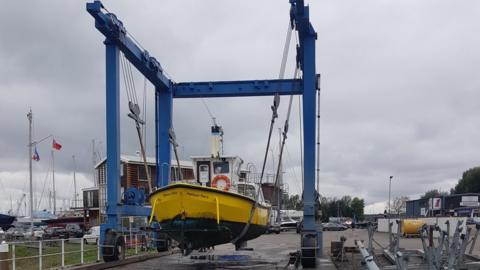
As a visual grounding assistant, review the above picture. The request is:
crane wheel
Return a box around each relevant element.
[301,235,317,268]
[103,230,125,262]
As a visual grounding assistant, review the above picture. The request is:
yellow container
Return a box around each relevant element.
[401,219,425,236]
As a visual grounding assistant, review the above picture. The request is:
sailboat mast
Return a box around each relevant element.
[9,195,13,215]
[73,155,78,208]
[52,150,56,215]
[92,139,97,186]
[27,109,34,234]
[48,191,52,212]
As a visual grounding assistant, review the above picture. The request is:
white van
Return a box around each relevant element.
[83,226,100,245]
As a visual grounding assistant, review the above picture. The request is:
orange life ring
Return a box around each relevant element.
[211,175,231,191]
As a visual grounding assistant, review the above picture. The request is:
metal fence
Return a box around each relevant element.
[0,233,156,270]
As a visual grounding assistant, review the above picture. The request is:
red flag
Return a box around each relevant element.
[52,139,62,150]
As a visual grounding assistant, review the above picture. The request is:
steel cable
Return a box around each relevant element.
[231,21,294,245]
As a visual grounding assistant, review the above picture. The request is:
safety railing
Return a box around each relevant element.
[0,233,159,270]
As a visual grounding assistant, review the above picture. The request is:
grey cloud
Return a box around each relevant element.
[1,0,480,213]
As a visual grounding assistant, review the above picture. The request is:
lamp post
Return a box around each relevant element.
[388,175,393,216]
[387,175,394,251]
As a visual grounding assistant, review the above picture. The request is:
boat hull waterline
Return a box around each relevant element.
[149,183,269,250]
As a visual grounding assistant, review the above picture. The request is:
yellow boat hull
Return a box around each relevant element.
[148,183,269,249]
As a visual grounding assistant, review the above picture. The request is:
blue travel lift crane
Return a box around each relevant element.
[87,0,321,267]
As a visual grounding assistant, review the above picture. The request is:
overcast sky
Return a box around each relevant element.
[1,0,479,215]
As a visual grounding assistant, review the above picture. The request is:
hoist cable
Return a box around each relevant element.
[201,99,217,125]
[231,91,280,245]
[120,53,153,192]
[127,60,139,105]
[120,55,133,103]
[272,68,299,221]
[279,23,293,80]
[143,77,147,149]
[231,21,293,245]
[168,128,183,181]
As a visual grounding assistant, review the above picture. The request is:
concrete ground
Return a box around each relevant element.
[114,231,323,269]
[112,226,480,269]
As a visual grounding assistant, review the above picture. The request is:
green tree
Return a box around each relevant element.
[452,167,480,194]
[285,194,302,210]
[316,196,366,221]
[421,189,448,199]
[350,197,365,220]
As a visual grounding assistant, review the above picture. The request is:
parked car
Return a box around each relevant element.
[6,227,25,240]
[83,226,100,245]
[43,227,69,239]
[65,224,84,238]
[35,228,46,239]
[467,217,480,225]
[322,223,348,231]
[280,217,298,231]
[266,223,281,234]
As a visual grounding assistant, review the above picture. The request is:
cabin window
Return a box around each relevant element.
[138,166,150,181]
[213,161,229,174]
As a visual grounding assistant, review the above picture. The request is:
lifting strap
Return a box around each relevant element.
[120,53,153,193]
[231,21,295,245]
[169,128,183,180]
[272,68,299,220]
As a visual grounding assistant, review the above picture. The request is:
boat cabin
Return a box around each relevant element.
[177,124,266,203]
[191,155,242,190]
[187,155,264,203]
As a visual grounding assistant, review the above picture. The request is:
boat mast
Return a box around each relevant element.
[48,191,52,212]
[211,123,223,159]
[73,155,78,208]
[27,109,34,234]
[52,149,56,215]
[92,139,97,187]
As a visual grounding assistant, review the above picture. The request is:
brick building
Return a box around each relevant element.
[83,154,194,226]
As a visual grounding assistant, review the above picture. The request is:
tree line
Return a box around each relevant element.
[283,166,480,219]
[385,166,480,215]
[284,194,365,221]
[420,166,480,199]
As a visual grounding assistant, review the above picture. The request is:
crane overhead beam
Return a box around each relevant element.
[87,1,171,91]
[173,79,303,98]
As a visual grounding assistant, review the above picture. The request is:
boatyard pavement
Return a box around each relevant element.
[113,226,480,269]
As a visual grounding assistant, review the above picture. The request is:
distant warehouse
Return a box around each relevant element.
[406,193,480,218]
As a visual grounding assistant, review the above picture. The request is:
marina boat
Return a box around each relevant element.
[149,125,270,252]
[0,214,15,230]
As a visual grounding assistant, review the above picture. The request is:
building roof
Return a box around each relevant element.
[407,193,480,203]
[95,154,193,169]
[82,186,99,192]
